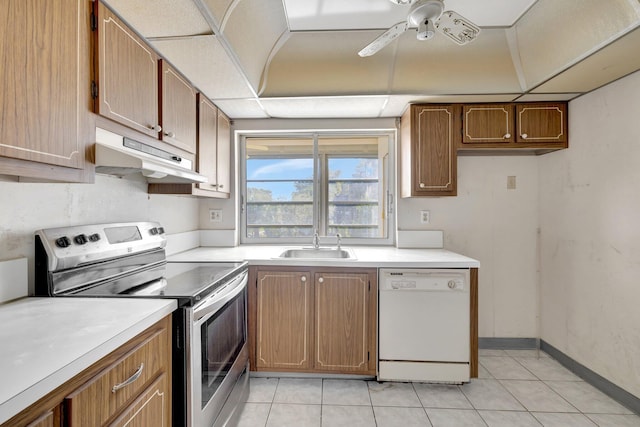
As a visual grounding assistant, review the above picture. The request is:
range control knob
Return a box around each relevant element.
[73,234,88,245]
[149,227,158,235]
[447,280,457,289]
[55,236,71,248]
[88,233,101,242]
[157,227,165,234]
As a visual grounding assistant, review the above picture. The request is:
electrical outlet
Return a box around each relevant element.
[420,210,430,224]
[209,209,222,223]
[507,175,516,190]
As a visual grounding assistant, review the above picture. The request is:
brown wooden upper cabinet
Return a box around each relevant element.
[95,1,160,139]
[459,102,568,152]
[463,104,515,144]
[148,95,230,198]
[94,2,196,154]
[196,97,231,195]
[159,60,197,154]
[400,104,460,197]
[214,109,232,195]
[0,0,93,182]
[516,103,568,144]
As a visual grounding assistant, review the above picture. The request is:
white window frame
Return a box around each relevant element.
[239,130,396,246]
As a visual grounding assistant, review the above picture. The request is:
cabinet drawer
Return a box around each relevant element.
[108,373,169,427]
[65,326,170,426]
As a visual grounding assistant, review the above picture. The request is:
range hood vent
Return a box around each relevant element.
[94,127,207,184]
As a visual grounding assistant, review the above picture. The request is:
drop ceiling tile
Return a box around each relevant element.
[392,28,522,94]
[261,31,394,97]
[260,96,389,118]
[151,35,255,100]
[198,0,235,27]
[516,93,580,101]
[102,0,211,38]
[515,0,640,89]
[222,0,289,91]
[283,0,536,30]
[531,26,640,94]
[214,99,269,119]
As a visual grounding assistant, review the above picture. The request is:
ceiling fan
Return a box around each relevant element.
[358,0,481,57]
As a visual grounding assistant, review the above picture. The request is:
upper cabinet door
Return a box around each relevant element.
[401,104,459,197]
[196,94,219,192]
[95,2,160,138]
[462,104,514,144]
[216,110,231,194]
[0,0,90,171]
[159,60,197,154]
[516,103,568,144]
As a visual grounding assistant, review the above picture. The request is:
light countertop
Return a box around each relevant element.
[0,297,177,424]
[168,245,480,268]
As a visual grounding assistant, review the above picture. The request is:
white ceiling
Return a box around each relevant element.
[103,0,640,119]
[283,0,537,30]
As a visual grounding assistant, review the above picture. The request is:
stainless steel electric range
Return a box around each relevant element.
[34,221,248,427]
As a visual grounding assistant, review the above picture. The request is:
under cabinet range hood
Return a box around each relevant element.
[94,127,208,184]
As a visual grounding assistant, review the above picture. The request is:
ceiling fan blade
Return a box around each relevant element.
[358,22,408,57]
[434,10,481,45]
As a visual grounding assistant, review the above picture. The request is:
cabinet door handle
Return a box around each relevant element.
[318,277,324,283]
[419,183,426,188]
[112,363,144,393]
[301,276,307,283]
[149,125,162,132]
[164,131,176,138]
[521,133,528,139]
[504,133,511,139]
[218,184,224,189]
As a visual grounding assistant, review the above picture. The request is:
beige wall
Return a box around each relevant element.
[0,174,199,292]
[539,70,640,398]
[397,156,540,338]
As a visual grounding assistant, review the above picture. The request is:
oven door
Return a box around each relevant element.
[190,270,249,427]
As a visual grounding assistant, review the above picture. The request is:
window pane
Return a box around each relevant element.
[247,202,313,226]
[243,135,390,242]
[327,156,380,238]
[245,138,314,238]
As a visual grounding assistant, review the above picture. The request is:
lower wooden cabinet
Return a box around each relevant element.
[108,374,169,427]
[255,270,312,370]
[2,316,172,427]
[250,266,377,375]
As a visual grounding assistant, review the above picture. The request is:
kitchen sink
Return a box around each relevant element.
[278,247,355,260]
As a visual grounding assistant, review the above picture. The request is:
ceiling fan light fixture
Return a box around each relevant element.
[417,19,435,40]
[388,0,413,4]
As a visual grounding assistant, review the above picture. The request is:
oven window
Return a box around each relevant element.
[200,288,247,408]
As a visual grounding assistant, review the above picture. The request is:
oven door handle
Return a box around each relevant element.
[193,270,248,322]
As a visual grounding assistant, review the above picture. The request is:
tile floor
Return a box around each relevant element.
[236,349,640,427]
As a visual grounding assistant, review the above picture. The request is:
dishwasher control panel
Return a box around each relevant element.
[380,269,467,291]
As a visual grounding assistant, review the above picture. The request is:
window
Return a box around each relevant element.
[240,133,394,244]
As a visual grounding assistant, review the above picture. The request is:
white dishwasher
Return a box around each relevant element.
[378,268,470,383]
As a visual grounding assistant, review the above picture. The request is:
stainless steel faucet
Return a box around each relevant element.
[336,233,342,250]
[313,229,320,249]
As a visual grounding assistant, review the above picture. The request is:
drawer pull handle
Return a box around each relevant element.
[112,363,144,393]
